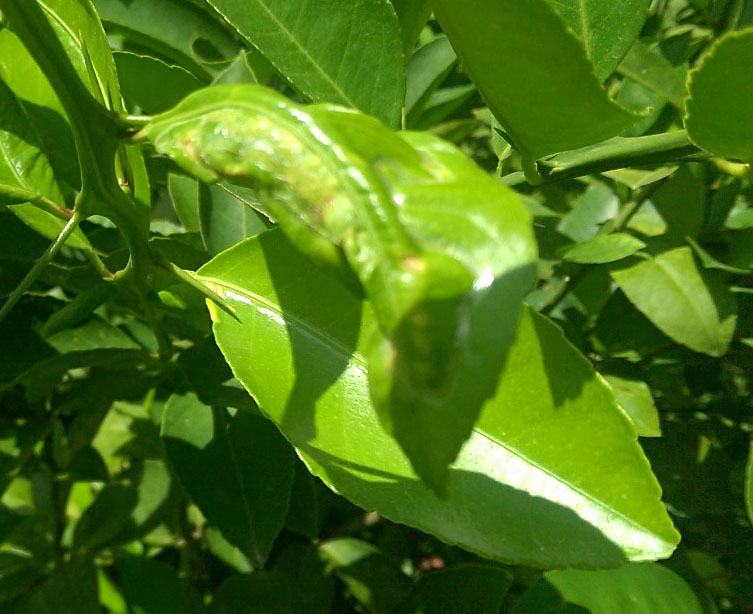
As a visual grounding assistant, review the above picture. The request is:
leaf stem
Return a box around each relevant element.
[0,208,84,323]
[501,131,708,187]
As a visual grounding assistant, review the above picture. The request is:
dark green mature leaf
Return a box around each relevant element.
[199,230,679,568]
[405,36,456,121]
[118,555,205,614]
[72,484,137,553]
[685,27,753,162]
[203,0,405,127]
[430,0,640,161]
[649,166,706,240]
[618,40,687,109]
[208,544,334,614]
[94,0,241,79]
[561,233,645,264]
[548,0,651,81]
[142,84,537,493]
[393,564,513,614]
[162,392,295,567]
[545,563,703,613]
[612,247,737,356]
[390,0,432,55]
[114,52,203,113]
[746,440,753,527]
[199,184,268,256]
[14,562,100,614]
[168,174,201,233]
[320,539,412,613]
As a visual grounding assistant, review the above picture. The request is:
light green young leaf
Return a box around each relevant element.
[142,84,537,493]
[603,376,661,437]
[612,247,737,356]
[547,0,651,81]
[561,233,645,264]
[430,0,641,161]
[199,230,679,568]
[545,563,703,614]
[203,0,406,127]
[161,392,295,567]
[685,27,753,162]
[0,79,90,249]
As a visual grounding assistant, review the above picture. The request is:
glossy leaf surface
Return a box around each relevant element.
[612,247,737,357]
[685,28,753,162]
[203,0,405,126]
[162,392,295,567]
[548,0,650,81]
[431,0,640,160]
[142,83,537,492]
[199,230,678,568]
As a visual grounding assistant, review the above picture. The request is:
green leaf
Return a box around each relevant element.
[430,0,640,160]
[394,564,513,614]
[208,544,334,614]
[203,0,406,127]
[405,36,456,121]
[547,0,651,81]
[117,554,205,614]
[199,183,268,256]
[200,230,679,568]
[558,184,619,242]
[14,562,100,614]
[746,439,753,527]
[283,459,319,538]
[168,174,201,233]
[390,0,432,55]
[612,247,737,356]
[0,79,90,249]
[561,233,646,264]
[94,0,241,79]
[685,27,753,162]
[319,539,412,614]
[649,166,706,239]
[618,40,687,109]
[143,84,537,493]
[72,484,137,553]
[114,51,203,113]
[161,392,295,567]
[545,563,703,613]
[603,376,661,438]
[0,27,80,189]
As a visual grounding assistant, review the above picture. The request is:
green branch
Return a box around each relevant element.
[0,208,84,323]
[502,130,708,187]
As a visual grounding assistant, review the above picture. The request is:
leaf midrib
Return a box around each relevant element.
[208,0,356,107]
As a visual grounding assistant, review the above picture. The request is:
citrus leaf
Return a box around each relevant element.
[746,440,753,527]
[612,247,737,356]
[203,0,405,127]
[162,392,295,567]
[430,0,641,160]
[199,229,679,568]
[142,84,537,493]
[548,0,651,81]
[545,563,703,614]
[685,27,753,163]
[561,233,646,264]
